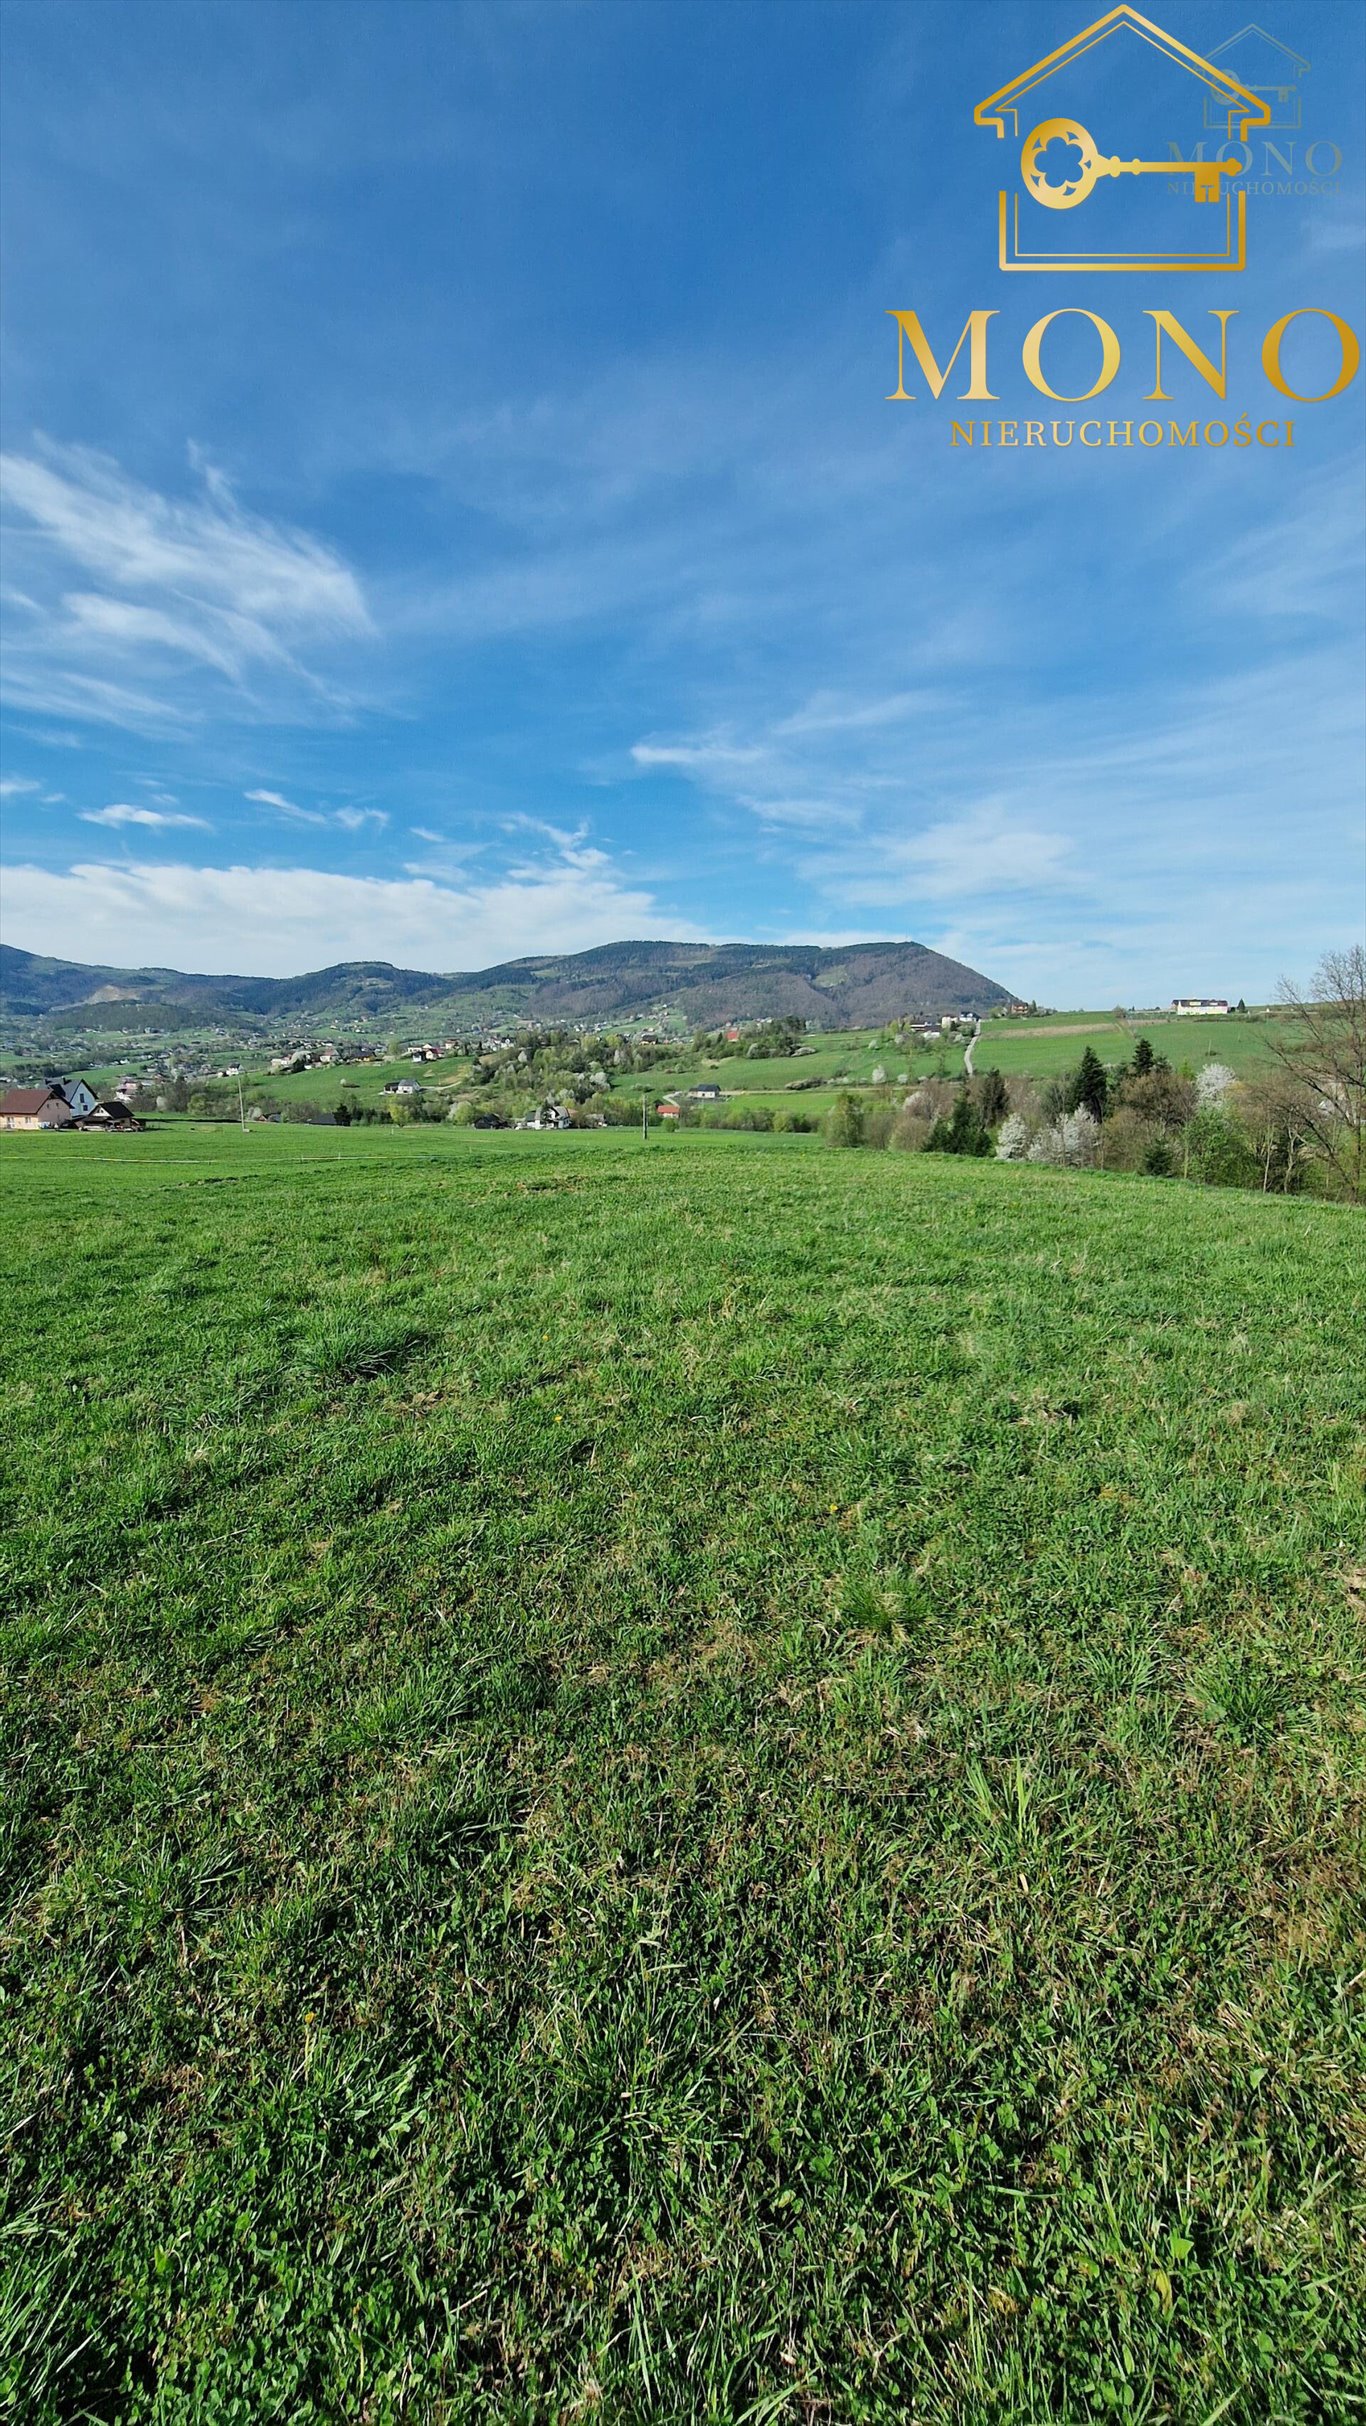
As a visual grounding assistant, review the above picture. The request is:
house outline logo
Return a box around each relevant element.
[975,6,1272,272]
[1203,25,1310,133]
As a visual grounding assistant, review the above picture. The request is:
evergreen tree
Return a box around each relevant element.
[1132,1036,1155,1078]
[975,1066,1008,1126]
[927,1092,992,1157]
[1067,1046,1109,1122]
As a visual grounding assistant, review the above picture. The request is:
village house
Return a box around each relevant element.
[1,1085,74,1130]
[74,1099,145,1132]
[1173,997,1230,1016]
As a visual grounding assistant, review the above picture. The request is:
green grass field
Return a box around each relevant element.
[3,1125,1363,2422]
[975,1016,1294,1084]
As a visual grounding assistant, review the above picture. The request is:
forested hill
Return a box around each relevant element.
[0,937,1011,1028]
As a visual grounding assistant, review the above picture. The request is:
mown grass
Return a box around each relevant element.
[2,1124,1364,2423]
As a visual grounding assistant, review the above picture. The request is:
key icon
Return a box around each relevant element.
[1021,117,1245,209]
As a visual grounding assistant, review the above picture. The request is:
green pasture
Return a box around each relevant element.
[2,1122,1363,2422]
[975,1014,1290,1083]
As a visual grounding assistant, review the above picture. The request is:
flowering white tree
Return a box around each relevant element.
[996,1112,1030,1161]
[1028,1108,1099,1168]
[1195,1062,1236,1106]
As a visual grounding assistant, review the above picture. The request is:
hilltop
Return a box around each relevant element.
[0,937,1011,1029]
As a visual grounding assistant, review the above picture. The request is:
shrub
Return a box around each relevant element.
[890,1110,932,1153]
[1183,1107,1260,1189]
[1119,1068,1198,1132]
[995,1112,1030,1161]
[927,1093,992,1157]
[824,1093,866,1148]
[1099,1106,1157,1172]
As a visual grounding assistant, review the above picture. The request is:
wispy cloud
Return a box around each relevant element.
[245,786,327,825]
[0,775,42,797]
[631,736,768,772]
[817,806,1078,907]
[78,801,211,830]
[0,442,373,731]
[334,806,387,831]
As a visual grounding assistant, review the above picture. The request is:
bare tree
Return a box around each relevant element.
[1268,945,1366,1203]
[1235,1069,1312,1194]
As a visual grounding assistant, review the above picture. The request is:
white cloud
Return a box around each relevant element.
[631,737,767,772]
[79,802,212,830]
[410,825,444,843]
[829,807,1078,905]
[0,847,707,976]
[244,789,385,832]
[0,776,41,797]
[245,787,328,825]
[772,689,948,737]
[0,442,372,731]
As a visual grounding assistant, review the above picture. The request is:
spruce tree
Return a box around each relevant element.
[1067,1046,1109,1122]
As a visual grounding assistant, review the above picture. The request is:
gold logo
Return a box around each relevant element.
[975,5,1272,271]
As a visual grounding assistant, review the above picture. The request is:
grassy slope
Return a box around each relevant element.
[2,1127,1363,2423]
[975,1016,1295,1084]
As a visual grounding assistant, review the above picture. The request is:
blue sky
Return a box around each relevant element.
[1,0,1362,1002]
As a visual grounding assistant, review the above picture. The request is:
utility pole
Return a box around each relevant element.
[237,1071,247,1131]
[641,1089,648,1141]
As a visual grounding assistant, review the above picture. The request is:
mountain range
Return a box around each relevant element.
[0,938,1013,1031]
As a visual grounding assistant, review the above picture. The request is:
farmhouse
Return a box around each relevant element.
[74,1100,146,1132]
[1173,997,1230,1015]
[656,1098,682,1120]
[0,1085,73,1130]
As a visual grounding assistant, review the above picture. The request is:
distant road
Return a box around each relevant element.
[963,1020,981,1078]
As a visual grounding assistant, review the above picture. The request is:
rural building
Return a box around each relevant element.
[1,1085,74,1129]
[75,1100,145,1131]
[1173,997,1230,1016]
[656,1098,682,1119]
